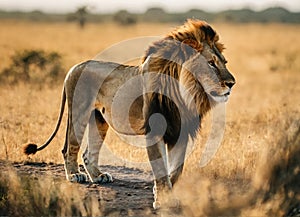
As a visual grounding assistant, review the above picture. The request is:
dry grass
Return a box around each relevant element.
[0,20,300,216]
[0,20,170,70]
[0,165,101,216]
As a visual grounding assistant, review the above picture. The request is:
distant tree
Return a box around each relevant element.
[145,7,166,16]
[75,6,88,28]
[186,9,212,22]
[113,10,137,25]
[144,7,168,22]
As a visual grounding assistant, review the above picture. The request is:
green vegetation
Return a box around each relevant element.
[0,49,64,84]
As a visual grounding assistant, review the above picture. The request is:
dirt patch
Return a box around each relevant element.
[0,161,158,216]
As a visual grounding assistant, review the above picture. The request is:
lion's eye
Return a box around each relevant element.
[208,60,216,67]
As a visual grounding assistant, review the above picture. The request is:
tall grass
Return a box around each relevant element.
[0,20,299,216]
[1,116,299,216]
[172,113,300,216]
[0,165,101,216]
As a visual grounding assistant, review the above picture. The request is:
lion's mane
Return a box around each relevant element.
[141,19,224,146]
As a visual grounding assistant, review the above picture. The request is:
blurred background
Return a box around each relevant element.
[0,0,299,25]
[0,1,299,216]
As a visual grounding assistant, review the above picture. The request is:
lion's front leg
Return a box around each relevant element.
[82,110,113,184]
[168,142,188,186]
[147,140,172,209]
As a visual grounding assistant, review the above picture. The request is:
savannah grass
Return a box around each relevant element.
[0,20,299,216]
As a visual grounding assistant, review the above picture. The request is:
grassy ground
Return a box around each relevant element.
[0,20,300,216]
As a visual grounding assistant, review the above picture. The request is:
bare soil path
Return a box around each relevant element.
[0,161,160,216]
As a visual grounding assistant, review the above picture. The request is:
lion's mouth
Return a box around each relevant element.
[209,91,230,103]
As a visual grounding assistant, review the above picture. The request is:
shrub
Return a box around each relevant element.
[0,49,64,85]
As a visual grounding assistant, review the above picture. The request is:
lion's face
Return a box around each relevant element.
[180,42,235,104]
[143,19,235,117]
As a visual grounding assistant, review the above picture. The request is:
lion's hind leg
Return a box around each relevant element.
[63,112,89,183]
[82,110,113,184]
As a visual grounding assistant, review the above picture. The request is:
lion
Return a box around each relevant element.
[24,19,235,208]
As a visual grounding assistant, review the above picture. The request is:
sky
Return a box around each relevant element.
[0,0,299,13]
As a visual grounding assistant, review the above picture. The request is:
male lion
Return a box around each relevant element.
[24,19,235,208]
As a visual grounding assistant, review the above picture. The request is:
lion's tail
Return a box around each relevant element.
[23,86,66,155]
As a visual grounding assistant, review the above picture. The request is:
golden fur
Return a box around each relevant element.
[142,19,234,146]
[24,19,235,209]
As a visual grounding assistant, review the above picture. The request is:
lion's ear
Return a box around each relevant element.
[181,39,200,59]
[182,39,203,52]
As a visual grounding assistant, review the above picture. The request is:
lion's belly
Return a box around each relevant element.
[95,66,146,136]
[96,99,145,136]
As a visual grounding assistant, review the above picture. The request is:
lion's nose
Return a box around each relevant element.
[224,81,235,89]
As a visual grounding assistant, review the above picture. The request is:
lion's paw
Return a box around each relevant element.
[69,173,88,183]
[153,198,181,210]
[153,200,161,210]
[92,172,113,184]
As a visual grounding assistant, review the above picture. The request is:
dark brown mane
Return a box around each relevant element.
[141,19,223,145]
[142,19,224,79]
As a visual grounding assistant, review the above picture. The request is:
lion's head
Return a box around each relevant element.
[143,19,235,112]
[142,19,235,144]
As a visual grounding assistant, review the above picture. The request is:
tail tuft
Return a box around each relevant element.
[23,143,38,155]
